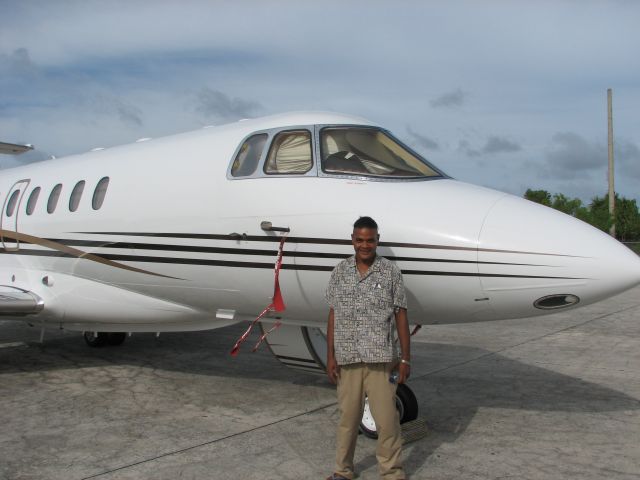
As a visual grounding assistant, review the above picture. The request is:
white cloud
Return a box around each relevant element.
[457,136,521,157]
[194,88,263,122]
[92,94,144,127]
[430,89,466,108]
[544,132,606,179]
[406,127,439,151]
[618,141,640,180]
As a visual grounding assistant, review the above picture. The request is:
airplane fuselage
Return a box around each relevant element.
[1,112,639,335]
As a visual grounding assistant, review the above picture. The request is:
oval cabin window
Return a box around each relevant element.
[69,180,85,212]
[5,190,20,217]
[92,177,109,210]
[47,184,63,214]
[26,187,41,215]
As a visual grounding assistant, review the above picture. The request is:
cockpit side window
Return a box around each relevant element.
[231,134,268,177]
[264,130,312,175]
[321,127,441,178]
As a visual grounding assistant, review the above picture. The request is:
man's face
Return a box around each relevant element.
[351,227,379,263]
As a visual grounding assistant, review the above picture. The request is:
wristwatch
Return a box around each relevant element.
[400,359,411,366]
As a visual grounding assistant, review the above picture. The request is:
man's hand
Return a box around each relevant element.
[394,308,411,384]
[327,356,340,384]
[397,361,410,384]
[326,308,340,384]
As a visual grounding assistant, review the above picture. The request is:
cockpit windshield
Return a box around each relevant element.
[320,127,442,179]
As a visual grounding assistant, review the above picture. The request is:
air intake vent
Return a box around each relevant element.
[534,294,580,310]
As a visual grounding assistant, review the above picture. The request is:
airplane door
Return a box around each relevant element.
[1,179,30,251]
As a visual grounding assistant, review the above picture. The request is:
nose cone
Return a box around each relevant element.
[478,195,640,318]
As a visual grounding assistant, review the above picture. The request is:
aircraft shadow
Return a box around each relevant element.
[0,321,326,386]
[2,321,638,410]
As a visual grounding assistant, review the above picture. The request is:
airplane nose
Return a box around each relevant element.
[477,195,640,318]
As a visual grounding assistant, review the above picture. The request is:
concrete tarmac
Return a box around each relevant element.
[1,286,640,480]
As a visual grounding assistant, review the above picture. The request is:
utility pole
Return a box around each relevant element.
[607,88,615,237]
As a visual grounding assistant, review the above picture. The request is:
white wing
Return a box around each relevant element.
[0,141,34,155]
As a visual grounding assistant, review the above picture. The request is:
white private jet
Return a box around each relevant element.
[2,112,639,434]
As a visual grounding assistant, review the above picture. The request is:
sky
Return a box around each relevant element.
[1,0,639,204]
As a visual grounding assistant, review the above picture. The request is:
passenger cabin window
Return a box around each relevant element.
[92,177,109,210]
[26,187,41,215]
[47,184,62,214]
[321,128,440,178]
[231,134,267,177]
[69,180,85,212]
[6,190,20,217]
[264,130,312,175]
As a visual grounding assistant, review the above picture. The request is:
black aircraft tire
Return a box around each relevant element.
[397,383,419,423]
[84,331,109,347]
[360,383,419,440]
[107,332,127,346]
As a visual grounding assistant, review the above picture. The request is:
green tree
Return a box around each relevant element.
[615,196,640,241]
[551,193,584,217]
[523,189,640,242]
[524,189,551,206]
[585,195,612,233]
[585,194,640,241]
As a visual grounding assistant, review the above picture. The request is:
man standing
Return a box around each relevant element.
[325,216,411,480]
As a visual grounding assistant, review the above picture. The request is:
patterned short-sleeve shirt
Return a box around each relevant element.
[325,255,408,366]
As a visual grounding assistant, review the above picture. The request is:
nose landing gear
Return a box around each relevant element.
[360,383,419,439]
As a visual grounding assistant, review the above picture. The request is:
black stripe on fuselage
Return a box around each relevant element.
[0,248,586,280]
[74,231,587,258]
[44,238,555,267]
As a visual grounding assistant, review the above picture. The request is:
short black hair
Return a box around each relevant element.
[353,216,378,230]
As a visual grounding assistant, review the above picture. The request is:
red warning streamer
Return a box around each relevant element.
[230,235,287,356]
[251,320,282,352]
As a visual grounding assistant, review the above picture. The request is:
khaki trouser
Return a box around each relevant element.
[335,362,405,480]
